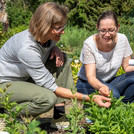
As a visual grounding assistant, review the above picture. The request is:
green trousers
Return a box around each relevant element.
[0,53,74,117]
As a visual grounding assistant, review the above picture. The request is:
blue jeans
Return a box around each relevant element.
[76,72,134,104]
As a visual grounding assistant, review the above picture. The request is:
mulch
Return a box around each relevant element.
[37,117,93,134]
[0,101,93,134]
[38,100,93,134]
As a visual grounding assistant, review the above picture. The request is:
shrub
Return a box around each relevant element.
[119,24,134,50]
[66,91,134,133]
[84,92,134,133]
[0,85,46,134]
[65,0,134,31]
[0,25,28,48]
[4,0,134,31]
[6,0,32,27]
[65,0,105,31]
[65,88,86,134]
[56,25,96,58]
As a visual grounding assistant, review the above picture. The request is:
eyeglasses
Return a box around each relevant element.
[51,24,66,32]
[98,29,117,35]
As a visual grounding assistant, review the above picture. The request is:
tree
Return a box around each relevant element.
[65,0,134,30]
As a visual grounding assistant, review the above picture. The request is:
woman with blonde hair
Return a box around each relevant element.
[0,2,111,127]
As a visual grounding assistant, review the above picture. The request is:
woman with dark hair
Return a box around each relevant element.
[0,2,111,127]
[76,10,134,104]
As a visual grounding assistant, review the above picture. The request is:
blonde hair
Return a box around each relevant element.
[29,2,68,42]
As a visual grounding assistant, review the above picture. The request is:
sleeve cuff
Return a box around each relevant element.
[49,83,58,92]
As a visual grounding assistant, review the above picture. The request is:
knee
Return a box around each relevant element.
[76,79,85,90]
[126,77,134,84]
[34,91,57,110]
[47,93,57,107]
[44,92,57,109]
[76,84,86,94]
[76,79,91,94]
[111,89,120,99]
[126,72,134,82]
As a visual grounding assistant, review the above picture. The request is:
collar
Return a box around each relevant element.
[36,40,51,48]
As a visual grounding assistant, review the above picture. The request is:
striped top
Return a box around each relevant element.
[78,33,133,82]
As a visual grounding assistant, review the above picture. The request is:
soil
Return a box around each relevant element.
[0,100,91,133]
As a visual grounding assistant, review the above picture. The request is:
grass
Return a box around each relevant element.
[56,25,96,59]
[119,24,134,50]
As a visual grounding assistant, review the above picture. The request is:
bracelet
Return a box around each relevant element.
[83,94,86,101]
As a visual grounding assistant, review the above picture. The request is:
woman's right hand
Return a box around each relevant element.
[99,86,110,97]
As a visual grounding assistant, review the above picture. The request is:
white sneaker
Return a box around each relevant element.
[50,116,69,129]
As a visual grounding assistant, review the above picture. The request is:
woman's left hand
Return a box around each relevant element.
[50,46,64,67]
[99,86,110,97]
[93,95,111,108]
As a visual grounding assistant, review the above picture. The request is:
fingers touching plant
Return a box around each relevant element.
[84,91,134,133]
[66,90,134,133]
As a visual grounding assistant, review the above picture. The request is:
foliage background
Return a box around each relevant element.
[1,0,134,81]
[5,0,134,30]
[1,0,134,50]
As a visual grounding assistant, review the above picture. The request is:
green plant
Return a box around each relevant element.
[0,25,28,48]
[116,67,125,77]
[6,0,32,27]
[65,88,86,134]
[0,85,46,134]
[66,89,134,133]
[71,59,82,84]
[56,25,95,58]
[64,0,134,31]
[26,120,47,134]
[84,91,134,133]
[4,0,134,31]
[119,24,134,50]
[0,84,27,133]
